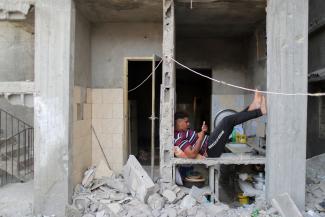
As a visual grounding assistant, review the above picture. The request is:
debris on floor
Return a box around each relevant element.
[66,155,283,217]
[306,153,325,216]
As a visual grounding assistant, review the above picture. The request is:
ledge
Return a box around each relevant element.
[0,81,34,94]
[171,153,266,166]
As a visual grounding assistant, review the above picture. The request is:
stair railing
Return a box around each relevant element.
[0,108,34,186]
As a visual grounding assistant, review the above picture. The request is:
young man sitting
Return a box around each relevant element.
[174,92,267,159]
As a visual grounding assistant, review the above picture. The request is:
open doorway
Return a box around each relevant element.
[176,68,212,131]
[126,59,162,167]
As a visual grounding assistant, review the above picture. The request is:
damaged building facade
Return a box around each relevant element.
[0,0,324,216]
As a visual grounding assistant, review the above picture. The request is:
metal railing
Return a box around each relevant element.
[0,108,34,186]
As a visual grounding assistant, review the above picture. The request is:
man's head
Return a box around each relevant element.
[174,111,190,131]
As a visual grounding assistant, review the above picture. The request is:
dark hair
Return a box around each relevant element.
[174,111,189,121]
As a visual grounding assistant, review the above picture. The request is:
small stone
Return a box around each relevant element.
[180,195,196,210]
[147,193,166,210]
[107,202,122,214]
[162,189,177,203]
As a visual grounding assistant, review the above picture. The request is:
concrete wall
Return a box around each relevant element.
[0,21,34,82]
[91,22,162,88]
[71,11,92,187]
[72,86,92,187]
[75,11,91,87]
[245,30,267,136]
[176,37,249,129]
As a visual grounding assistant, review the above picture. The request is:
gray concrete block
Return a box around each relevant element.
[123,155,155,203]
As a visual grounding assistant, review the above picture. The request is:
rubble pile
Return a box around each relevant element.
[306,154,325,216]
[66,155,280,217]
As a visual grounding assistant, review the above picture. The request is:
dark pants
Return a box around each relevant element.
[206,108,263,157]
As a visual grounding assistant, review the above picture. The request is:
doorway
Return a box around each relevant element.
[125,57,162,167]
[176,68,212,131]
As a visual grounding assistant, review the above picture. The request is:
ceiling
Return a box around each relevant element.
[175,0,266,37]
[75,0,266,37]
[75,0,163,23]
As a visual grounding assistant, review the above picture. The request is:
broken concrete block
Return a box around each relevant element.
[123,155,155,202]
[104,177,129,193]
[73,196,91,213]
[95,160,114,179]
[65,204,82,217]
[203,203,229,216]
[82,166,96,188]
[316,200,325,212]
[162,207,177,217]
[180,195,196,210]
[107,203,123,215]
[147,193,166,210]
[189,186,210,203]
[162,189,177,203]
[271,193,303,217]
[95,210,106,217]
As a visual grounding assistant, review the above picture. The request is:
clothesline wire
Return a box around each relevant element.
[168,57,325,97]
[127,56,325,97]
[128,59,163,93]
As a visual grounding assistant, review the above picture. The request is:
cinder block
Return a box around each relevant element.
[83,103,92,120]
[92,89,102,104]
[102,118,114,134]
[73,86,81,103]
[73,104,78,121]
[113,103,124,118]
[92,104,104,118]
[112,133,123,147]
[111,118,123,134]
[86,88,92,103]
[102,89,114,103]
[111,89,123,104]
[92,119,102,133]
[102,103,113,118]
[123,155,155,203]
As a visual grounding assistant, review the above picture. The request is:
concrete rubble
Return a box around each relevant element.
[66,155,285,217]
[305,153,325,217]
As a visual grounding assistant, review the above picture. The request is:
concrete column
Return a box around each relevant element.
[266,0,308,210]
[34,0,75,215]
[160,0,175,182]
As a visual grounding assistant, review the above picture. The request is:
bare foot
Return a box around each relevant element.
[248,90,262,111]
[261,96,267,115]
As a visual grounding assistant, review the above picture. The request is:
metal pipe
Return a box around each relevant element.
[150,58,156,179]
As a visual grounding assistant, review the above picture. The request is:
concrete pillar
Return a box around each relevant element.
[266,0,308,210]
[34,0,75,215]
[160,0,175,182]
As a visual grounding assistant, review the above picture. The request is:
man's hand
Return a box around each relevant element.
[201,121,208,133]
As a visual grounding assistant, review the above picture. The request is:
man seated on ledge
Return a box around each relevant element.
[174,92,267,159]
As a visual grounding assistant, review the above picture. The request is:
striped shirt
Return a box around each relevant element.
[174,129,209,155]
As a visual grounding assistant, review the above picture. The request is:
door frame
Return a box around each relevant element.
[123,56,156,163]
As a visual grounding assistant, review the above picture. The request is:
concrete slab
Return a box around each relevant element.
[123,155,155,203]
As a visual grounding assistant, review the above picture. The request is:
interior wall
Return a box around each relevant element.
[72,11,92,187]
[91,22,162,88]
[0,21,34,82]
[245,29,267,136]
[176,37,249,129]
